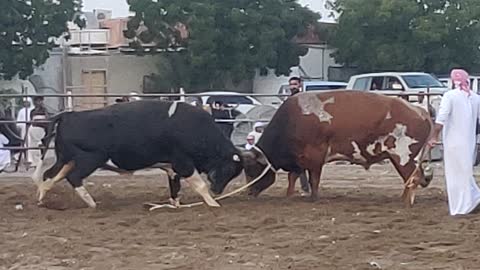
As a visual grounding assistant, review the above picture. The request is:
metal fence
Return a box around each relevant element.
[0,91,443,154]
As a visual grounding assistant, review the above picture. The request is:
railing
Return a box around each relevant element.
[66,29,110,47]
[0,91,444,153]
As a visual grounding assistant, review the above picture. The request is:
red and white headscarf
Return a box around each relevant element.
[450,69,471,94]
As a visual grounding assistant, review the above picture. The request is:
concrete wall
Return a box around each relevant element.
[0,51,163,113]
[67,53,161,104]
[0,51,64,115]
[30,52,64,94]
[29,51,64,111]
[299,45,338,80]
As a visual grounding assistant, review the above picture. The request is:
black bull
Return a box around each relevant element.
[32,100,244,208]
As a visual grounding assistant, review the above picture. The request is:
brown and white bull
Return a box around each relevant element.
[242,90,434,205]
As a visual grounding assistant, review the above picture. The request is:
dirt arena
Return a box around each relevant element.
[1,163,480,270]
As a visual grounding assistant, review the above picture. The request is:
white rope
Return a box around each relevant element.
[147,146,276,210]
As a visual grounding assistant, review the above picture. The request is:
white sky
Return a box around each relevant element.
[82,0,337,22]
[298,0,325,11]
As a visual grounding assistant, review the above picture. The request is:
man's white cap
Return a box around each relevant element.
[253,122,265,129]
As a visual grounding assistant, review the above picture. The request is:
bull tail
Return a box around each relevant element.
[424,110,436,159]
[416,114,435,164]
[32,111,69,186]
[40,111,68,160]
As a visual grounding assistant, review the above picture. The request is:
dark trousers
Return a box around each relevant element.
[299,171,310,192]
[217,123,234,139]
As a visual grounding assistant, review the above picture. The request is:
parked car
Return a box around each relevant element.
[190,91,263,115]
[437,75,480,93]
[303,81,348,92]
[278,80,348,95]
[347,72,448,112]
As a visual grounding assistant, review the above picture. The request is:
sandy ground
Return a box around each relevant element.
[1,163,480,270]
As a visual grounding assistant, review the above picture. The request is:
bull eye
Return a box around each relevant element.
[233,154,240,162]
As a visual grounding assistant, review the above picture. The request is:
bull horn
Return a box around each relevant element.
[240,149,256,160]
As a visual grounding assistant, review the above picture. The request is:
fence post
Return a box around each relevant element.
[179,88,186,102]
[21,84,29,168]
[66,90,73,112]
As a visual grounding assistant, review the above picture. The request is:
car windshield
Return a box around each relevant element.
[401,75,445,89]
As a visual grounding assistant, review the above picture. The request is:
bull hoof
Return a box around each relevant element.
[286,190,295,197]
[88,203,97,209]
[300,191,310,197]
[205,199,221,207]
[37,200,48,208]
[309,194,319,202]
[169,198,181,208]
[37,189,46,204]
[248,190,260,198]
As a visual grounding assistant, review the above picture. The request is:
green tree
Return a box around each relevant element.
[150,52,192,93]
[125,0,320,92]
[0,0,83,80]
[330,0,480,74]
[0,88,22,118]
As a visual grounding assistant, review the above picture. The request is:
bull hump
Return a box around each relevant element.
[297,94,335,123]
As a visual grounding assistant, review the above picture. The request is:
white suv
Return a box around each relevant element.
[347,72,448,115]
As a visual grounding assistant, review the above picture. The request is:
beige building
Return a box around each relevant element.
[61,12,163,110]
[0,12,165,112]
[64,51,161,110]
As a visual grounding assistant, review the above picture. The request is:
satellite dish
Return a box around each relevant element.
[231,105,277,146]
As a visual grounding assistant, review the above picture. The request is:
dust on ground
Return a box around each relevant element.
[1,163,480,270]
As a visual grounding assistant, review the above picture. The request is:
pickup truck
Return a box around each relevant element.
[347,72,448,160]
[347,72,448,115]
[437,75,480,93]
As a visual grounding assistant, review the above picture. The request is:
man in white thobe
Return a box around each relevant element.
[28,96,49,168]
[16,97,34,165]
[16,97,34,139]
[429,69,480,216]
[0,133,11,172]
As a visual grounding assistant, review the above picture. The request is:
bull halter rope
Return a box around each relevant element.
[401,143,432,207]
[147,145,276,210]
